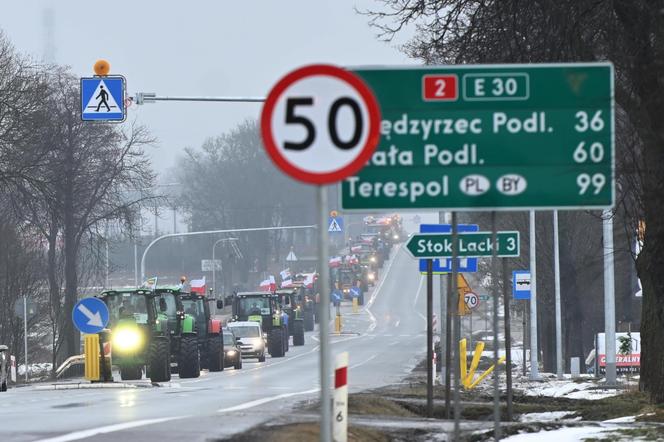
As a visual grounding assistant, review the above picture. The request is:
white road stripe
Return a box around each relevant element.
[217,388,319,413]
[35,416,187,442]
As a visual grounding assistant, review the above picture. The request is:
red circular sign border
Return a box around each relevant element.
[261,64,381,185]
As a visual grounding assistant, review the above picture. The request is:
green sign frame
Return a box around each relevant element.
[405,231,520,258]
[341,63,614,211]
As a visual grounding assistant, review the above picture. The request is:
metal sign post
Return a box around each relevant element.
[23,296,27,382]
[553,210,563,379]
[426,259,434,417]
[260,64,381,442]
[529,211,540,380]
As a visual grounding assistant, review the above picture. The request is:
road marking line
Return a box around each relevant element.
[349,354,377,370]
[35,416,187,442]
[414,276,427,322]
[365,246,403,332]
[217,388,319,413]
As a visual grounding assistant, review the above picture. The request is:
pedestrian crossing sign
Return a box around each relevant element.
[80,76,126,122]
[328,216,343,233]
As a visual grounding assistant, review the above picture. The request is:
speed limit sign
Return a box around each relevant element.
[464,292,479,310]
[261,64,381,184]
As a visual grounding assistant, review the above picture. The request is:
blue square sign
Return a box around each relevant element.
[418,224,479,274]
[512,270,531,300]
[81,76,126,121]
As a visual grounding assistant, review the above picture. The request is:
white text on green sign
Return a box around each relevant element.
[406,232,520,258]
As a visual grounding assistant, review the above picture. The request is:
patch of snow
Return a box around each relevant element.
[503,426,608,441]
[520,379,621,400]
[603,415,636,423]
[518,411,575,423]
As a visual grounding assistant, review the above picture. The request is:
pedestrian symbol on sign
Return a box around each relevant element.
[328,217,342,233]
[80,76,126,121]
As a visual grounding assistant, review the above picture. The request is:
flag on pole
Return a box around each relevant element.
[142,277,158,290]
[259,275,276,292]
[329,256,342,268]
[190,276,206,294]
[281,279,294,288]
[280,269,291,280]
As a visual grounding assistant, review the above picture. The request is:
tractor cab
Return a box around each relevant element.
[232,292,289,357]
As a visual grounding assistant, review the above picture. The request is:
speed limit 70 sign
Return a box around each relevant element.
[261,64,381,185]
[464,292,479,310]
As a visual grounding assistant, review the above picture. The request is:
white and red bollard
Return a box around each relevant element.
[333,352,349,442]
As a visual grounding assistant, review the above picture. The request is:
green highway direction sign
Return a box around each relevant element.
[342,63,614,210]
[406,231,520,258]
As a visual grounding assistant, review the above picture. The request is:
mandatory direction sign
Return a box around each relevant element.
[72,297,109,334]
[261,64,381,185]
[406,231,520,258]
[80,76,126,121]
[341,63,614,210]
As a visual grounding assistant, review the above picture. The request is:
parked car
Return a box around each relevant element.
[222,329,243,370]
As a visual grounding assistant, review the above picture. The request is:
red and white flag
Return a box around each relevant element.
[281,279,294,288]
[259,275,276,292]
[190,276,206,294]
[329,256,342,268]
[303,273,316,288]
[280,269,291,280]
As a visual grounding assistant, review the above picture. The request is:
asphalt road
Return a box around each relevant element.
[1,244,428,442]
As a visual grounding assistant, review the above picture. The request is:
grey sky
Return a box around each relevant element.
[1,1,414,174]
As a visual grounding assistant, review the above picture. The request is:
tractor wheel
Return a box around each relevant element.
[268,328,285,358]
[303,310,314,332]
[148,338,171,383]
[207,335,224,372]
[120,365,142,381]
[178,335,200,379]
[293,320,305,346]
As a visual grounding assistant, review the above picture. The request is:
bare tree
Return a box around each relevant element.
[364,1,662,398]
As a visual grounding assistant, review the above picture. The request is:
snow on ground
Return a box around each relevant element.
[519,379,622,400]
[503,426,624,441]
[518,411,577,423]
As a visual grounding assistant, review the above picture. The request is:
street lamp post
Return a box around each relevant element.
[212,238,239,295]
[140,225,317,283]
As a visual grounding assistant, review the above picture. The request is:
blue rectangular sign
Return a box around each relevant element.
[328,216,343,233]
[512,270,532,300]
[418,224,479,273]
[80,76,126,121]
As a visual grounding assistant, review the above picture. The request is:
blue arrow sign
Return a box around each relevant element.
[512,270,532,300]
[72,297,109,334]
[350,286,361,299]
[418,224,479,273]
[80,76,126,121]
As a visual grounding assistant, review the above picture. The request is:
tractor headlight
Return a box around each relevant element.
[370,256,376,262]
[112,328,142,352]
[368,273,375,281]
[227,349,237,355]
[393,234,399,240]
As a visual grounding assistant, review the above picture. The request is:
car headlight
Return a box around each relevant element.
[393,234,399,240]
[253,342,264,350]
[227,349,237,355]
[112,327,142,352]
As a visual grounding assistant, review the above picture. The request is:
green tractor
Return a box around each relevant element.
[179,290,225,372]
[98,289,171,382]
[275,288,305,346]
[231,292,288,358]
[154,287,201,378]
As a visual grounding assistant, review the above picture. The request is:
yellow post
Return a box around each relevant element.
[466,341,486,385]
[459,338,468,387]
[84,334,100,381]
[352,298,359,314]
[335,315,342,334]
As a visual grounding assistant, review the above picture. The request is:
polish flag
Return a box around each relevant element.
[190,276,206,294]
[280,269,291,280]
[281,279,294,288]
[329,257,342,268]
[350,246,362,253]
[303,273,316,288]
[260,275,276,292]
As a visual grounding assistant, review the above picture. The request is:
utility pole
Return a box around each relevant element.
[602,209,616,385]
[529,210,540,380]
[553,210,563,379]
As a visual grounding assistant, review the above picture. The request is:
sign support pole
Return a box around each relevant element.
[445,274,452,419]
[529,210,540,380]
[490,211,501,439]
[23,295,28,383]
[439,211,447,390]
[452,212,461,440]
[318,185,332,442]
[553,210,563,380]
[602,209,616,385]
[426,259,434,417]
[522,303,527,376]
[502,258,514,420]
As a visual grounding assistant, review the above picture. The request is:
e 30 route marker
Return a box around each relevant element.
[260,64,381,185]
